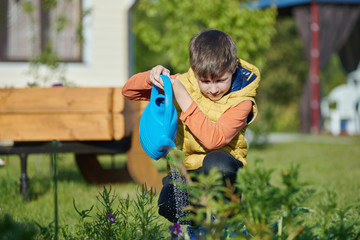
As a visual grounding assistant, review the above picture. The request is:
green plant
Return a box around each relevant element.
[48,185,168,239]
[314,190,360,240]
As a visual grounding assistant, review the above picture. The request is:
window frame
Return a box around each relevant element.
[0,0,83,63]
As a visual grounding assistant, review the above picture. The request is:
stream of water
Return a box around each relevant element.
[169,165,190,224]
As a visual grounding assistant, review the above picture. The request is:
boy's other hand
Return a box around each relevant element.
[149,65,170,90]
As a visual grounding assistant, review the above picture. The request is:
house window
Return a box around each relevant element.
[0,0,82,62]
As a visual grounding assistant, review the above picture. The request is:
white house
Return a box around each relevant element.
[322,67,360,135]
[0,0,136,88]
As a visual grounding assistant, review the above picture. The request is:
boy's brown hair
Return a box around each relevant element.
[189,29,238,79]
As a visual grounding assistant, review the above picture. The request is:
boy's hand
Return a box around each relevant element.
[149,65,170,90]
[150,65,193,112]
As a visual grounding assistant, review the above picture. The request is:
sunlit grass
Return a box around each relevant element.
[0,153,139,226]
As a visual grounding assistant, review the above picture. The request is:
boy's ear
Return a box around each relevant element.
[233,59,239,73]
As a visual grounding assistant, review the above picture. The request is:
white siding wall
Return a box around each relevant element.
[0,0,135,88]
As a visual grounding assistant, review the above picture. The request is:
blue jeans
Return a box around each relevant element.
[158,150,243,224]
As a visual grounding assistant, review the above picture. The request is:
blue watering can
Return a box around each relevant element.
[139,75,178,160]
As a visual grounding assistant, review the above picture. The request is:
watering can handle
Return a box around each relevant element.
[149,75,173,103]
[148,75,175,149]
[160,75,174,147]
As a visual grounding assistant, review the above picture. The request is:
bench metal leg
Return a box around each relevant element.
[19,153,29,197]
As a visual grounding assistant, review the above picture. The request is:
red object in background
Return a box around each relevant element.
[310,1,320,133]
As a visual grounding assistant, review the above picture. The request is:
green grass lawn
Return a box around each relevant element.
[1,134,359,230]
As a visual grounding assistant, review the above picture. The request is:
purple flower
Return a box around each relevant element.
[169,222,184,239]
[107,213,115,223]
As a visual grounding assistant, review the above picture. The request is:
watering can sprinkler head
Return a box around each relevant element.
[139,75,178,160]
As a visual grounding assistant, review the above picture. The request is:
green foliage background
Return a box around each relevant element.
[255,16,308,132]
[132,0,277,73]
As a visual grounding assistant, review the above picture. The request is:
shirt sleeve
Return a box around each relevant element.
[121,71,153,101]
[122,71,181,101]
[179,100,253,150]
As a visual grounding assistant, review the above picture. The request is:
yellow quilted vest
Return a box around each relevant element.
[174,59,260,170]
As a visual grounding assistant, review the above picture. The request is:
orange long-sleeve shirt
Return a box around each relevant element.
[122,71,252,150]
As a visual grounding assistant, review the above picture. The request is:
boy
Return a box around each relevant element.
[122,29,260,232]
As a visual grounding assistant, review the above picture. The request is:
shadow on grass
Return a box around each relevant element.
[27,169,90,200]
[57,168,87,183]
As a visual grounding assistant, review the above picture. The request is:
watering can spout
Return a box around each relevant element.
[160,135,176,150]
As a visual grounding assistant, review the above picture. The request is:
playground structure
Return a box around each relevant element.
[322,69,360,135]
[0,87,165,196]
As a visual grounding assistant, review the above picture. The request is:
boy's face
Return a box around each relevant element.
[196,71,233,101]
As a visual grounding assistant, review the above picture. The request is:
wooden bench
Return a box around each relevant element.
[0,87,165,196]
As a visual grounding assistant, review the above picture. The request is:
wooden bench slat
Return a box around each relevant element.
[0,87,124,113]
[0,113,123,141]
